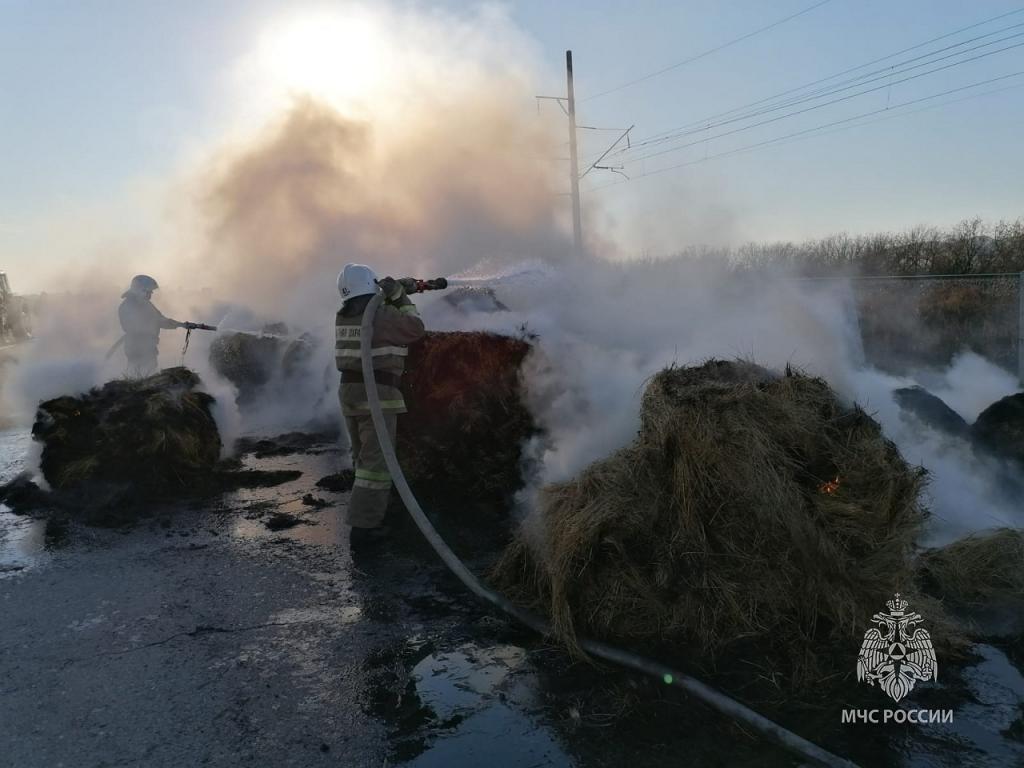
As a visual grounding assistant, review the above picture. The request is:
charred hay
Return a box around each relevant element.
[6,367,299,525]
[316,471,355,493]
[398,331,538,509]
[494,359,938,688]
[234,430,339,458]
[34,367,221,494]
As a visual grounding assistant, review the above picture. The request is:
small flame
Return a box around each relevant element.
[819,476,841,495]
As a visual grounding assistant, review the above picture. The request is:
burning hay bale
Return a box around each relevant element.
[209,325,326,410]
[34,367,220,492]
[399,331,537,507]
[971,393,1024,468]
[6,367,299,525]
[208,324,289,403]
[918,528,1024,607]
[24,368,220,521]
[494,359,933,687]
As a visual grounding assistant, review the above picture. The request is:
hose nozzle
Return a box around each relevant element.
[399,277,449,294]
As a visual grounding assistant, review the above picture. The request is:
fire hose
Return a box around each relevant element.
[358,290,859,768]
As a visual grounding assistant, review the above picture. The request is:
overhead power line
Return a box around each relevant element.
[620,19,1024,154]
[755,79,1024,155]
[587,6,1024,165]
[614,38,1024,165]
[587,70,1024,190]
[582,0,833,102]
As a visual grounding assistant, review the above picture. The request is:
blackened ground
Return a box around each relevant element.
[1,430,1022,768]
[235,430,341,459]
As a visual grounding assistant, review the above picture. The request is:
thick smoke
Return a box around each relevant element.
[418,261,1023,545]
[142,4,571,433]
[189,95,566,322]
[849,353,1022,545]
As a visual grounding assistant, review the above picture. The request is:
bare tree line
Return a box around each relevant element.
[722,217,1024,276]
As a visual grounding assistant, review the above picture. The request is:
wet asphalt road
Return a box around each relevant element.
[2,432,1023,768]
[0,438,794,768]
[1,506,386,767]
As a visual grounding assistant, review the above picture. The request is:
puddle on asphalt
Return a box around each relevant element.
[0,428,33,484]
[0,429,56,577]
[796,641,1024,768]
[369,641,574,767]
[0,509,50,577]
[367,635,1024,768]
[924,644,1024,767]
[226,447,348,547]
[231,504,344,547]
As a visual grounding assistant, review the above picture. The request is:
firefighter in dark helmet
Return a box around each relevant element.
[118,274,185,376]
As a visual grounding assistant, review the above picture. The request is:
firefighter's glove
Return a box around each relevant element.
[378,276,406,303]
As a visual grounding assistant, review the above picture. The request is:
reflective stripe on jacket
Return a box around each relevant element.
[335,294,425,414]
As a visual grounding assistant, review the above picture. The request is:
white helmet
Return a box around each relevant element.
[129,274,159,293]
[338,263,378,301]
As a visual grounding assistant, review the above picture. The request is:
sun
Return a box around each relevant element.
[251,7,394,110]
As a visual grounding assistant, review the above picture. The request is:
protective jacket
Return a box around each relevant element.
[118,291,178,363]
[335,292,425,414]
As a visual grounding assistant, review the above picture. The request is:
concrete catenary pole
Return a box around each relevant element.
[566,50,583,255]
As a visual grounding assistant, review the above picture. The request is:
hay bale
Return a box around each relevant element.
[893,386,969,438]
[399,331,537,507]
[971,393,1024,467]
[5,367,303,526]
[494,360,931,687]
[208,325,287,401]
[32,367,221,498]
[918,529,1024,606]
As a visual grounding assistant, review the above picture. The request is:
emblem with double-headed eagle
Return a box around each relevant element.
[857,593,937,703]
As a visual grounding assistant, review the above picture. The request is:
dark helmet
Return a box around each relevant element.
[129,275,159,294]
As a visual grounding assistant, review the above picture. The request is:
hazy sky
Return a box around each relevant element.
[3,0,1024,289]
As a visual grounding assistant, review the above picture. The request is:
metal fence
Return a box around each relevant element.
[803,272,1024,386]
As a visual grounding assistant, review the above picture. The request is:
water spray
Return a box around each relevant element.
[214,326,312,344]
[396,266,549,295]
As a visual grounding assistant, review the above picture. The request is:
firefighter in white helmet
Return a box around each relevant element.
[335,263,425,548]
[118,275,184,376]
